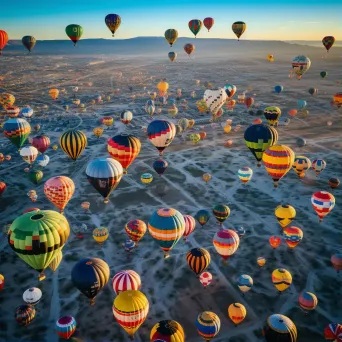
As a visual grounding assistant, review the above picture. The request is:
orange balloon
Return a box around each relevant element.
[253,118,262,124]
[199,132,207,140]
[269,236,281,249]
[288,109,297,117]
[224,139,233,147]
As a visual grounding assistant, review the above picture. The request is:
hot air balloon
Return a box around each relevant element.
[203,173,212,183]
[86,158,123,204]
[93,127,104,138]
[71,257,110,305]
[320,71,328,78]
[263,314,297,342]
[125,220,147,244]
[262,145,294,188]
[0,92,15,108]
[292,156,311,177]
[31,135,50,154]
[204,88,227,118]
[267,54,275,62]
[200,272,213,288]
[292,55,311,80]
[196,99,209,113]
[228,303,246,326]
[148,208,185,258]
[3,118,31,149]
[15,305,36,326]
[257,257,266,267]
[153,159,168,176]
[212,204,230,225]
[324,323,342,341]
[0,274,4,291]
[311,191,335,222]
[237,167,253,184]
[331,253,342,273]
[272,268,292,293]
[196,311,221,341]
[147,120,176,156]
[213,229,240,264]
[223,84,237,100]
[157,79,169,96]
[56,316,76,340]
[264,106,281,127]
[283,226,303,249]
[92,227,109,245]
[189,19,202,37]
[23,287,42,305]
[49,251,63,272]
[65,24,83,46]
[28,170,43,185]
[184,43,195,57]
[141,173,153,184]
[308,87,318,95]
[120,110,133,125]
[190,133,201,144]
[204,17,214,32]
[44,176,75,213]
[107,134,141,174]
[167,51,177,62]
[237,274,253,293]
[269,236,281,249]
[182,215,196,242]
[322,36,335,52]
[150,320,185,342]
[20,146,38,165]
[48,88,59,100]
[105,14,121,37]
[22,36,36,52]
[59,129,87,161]
[112,290,149,339]
[244,124,278,167]
[195,209,210,227]
[312,159,326,176]
[244,97,254,109]
[232,22,246,40]
[0,30,9,55]
[274,204,296,229]
[274,85,283,94]
[165,29,178,47]
[123,238,136,252]
[328,177,340,189]
[298,291,318,313]
[186,248,211,275]
[112,270,141,295]
[102,116,114,128]
[8,210,70,280]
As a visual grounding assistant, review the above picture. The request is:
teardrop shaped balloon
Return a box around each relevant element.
[184,43,195,56]
[105,14,121,37]
[322,36,335,52]
[22,36,36,52]
[3,118,31,149]
[232,21,246,40]
[168,51,177,62]
[203,17,214,32]
[59,129,87,161]
[65,24,83,46]
[0,30,9,55]
[188,19,202,37]
[165,29,178,47]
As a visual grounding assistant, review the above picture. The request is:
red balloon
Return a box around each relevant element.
[0,30,9,55]
[31,135,51,154]
[0,181,6,196]
[244,97,254,109]
[269,236,281,249]
[203,17,215,32]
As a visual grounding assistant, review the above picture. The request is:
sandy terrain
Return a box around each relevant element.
[0,41,341,342]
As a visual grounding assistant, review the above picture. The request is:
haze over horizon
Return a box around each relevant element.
[1,0,341,41]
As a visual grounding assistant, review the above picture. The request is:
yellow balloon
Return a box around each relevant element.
[224,125,232,133]
[202,173,212,183]
[93,227,109,245]
[228,303,247,326]
[272,268,292,292]
[48,88,59,100]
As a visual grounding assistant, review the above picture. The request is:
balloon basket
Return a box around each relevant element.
[164,253,170,259]
[90,299,95,306]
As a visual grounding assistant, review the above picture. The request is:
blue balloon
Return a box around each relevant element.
[153,159,168,176]
[297,99,307,109]
[274,85,283,94]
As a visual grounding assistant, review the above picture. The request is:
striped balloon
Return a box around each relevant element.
[311,191,335,222]
[102,116,114,127]
[125,220,147,244]
[107,134,141,173]
[264,314,297,342]
[199,272,213,288]
[186,248,211,275]
[212,204,230,225]
[188,19,202,37]
[312,159,326,176]
[49,251,63,272]
[59,129,87,161]
[56,316,76,340]
[148,208,185,258]
[44,176,75,213]
[150,320,185,342]
[164,29,178,47]
[237,167,253,183]
[264,106,282,127]
[213,229,240,263]
[112,270,141,295]
[183,215,196,241]
[147,120,176,156]
[15,305,36,326]
[196,311,221,341]
[292,156,311,177]
[283,226,303,249]
[20,146,39,165]
[113,290,149,339]
[298,291,318,312]
[262,145,295,188]
[237,274,253,293]
[120,110,133,125]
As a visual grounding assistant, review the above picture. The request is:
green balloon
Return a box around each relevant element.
[28,170,43,185]
[320,71,327,78]
[8,210,70,279]
[22,36,36,52]
[65,24,83,46]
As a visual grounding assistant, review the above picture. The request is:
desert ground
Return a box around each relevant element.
[0,40,341,341]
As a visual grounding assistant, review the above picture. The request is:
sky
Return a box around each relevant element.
[1,0,341,41]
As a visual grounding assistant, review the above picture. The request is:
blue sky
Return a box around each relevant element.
[1,0,341,40]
